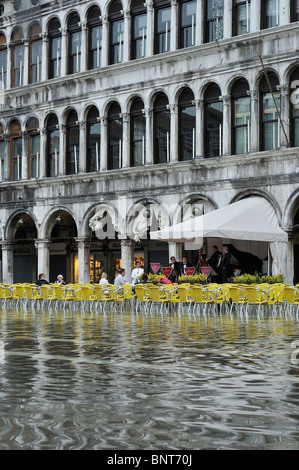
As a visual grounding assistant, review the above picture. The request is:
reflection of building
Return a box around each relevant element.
[0,0,298,284]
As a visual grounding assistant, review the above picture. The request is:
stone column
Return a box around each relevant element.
[21,130,28,180]
[220,95,231,156]
[101,15,109,67]
[170,0,178,51]
[250,0,261,32]
[100,117,108,171]
[280,0,290,25]
[192,99,204,158]
[146,2,154,57]
[58,123,66,175]
[168,242,182,262]
[1,241,14,284]
[143,108,153,165]
[3,133,9,181]
[23,38,29,86]
[39,127,47,178]
[195,0,202,45]
[123,9,130,62]
[120,238,134,283]
[35,239,50,281]
[6,43,11,89]
[167,104,178,162]
[247,89,259,152]
[76,237,91,284]
[78,120,86,173]
[121,112,130,167]
[277,84,290,149]
[60,28,67,76]
[41,32,48,81]
[223,0,233,39]
[80,22,87,72]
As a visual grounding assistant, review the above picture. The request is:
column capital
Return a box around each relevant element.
[247,89,259,100]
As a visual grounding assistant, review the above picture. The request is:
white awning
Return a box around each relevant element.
[150,197,288,243]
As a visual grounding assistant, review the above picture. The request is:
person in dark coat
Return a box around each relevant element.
[169,256,181,282]
[207,245,222,283]
[220,246,232,283]
[36,273,49,286]
[180,256,191,274]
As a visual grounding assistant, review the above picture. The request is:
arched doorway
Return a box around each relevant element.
[12,212,37,283]
[49,210,77,283]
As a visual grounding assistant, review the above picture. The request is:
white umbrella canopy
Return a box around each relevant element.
[150,197,288,243]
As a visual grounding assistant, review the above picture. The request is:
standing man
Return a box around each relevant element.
[207,245,222,282]
[131,261,144,285]
[180,256,191,274]
[169,256,181,282]
[221,246,231,283]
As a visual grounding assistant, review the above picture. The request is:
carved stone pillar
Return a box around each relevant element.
[277,84,290,149]
[1,241,14,284]
[101,15,109,67]
[192,99,204,158]
[76,237,91,284]
[121,112,130,167]
[78,120,86,173]
[170,0,178,51]
[35,239,50,281]
[247,89,259,152]
[20,130,28,180]
[220,95,231,156]
[120,237,134,283]
[143,108,153,165]
[57,123,66,175]
[100,117,108,171]
[167,104,178,162]
[60,28,67,76]
[41,32,48,81]
[145,2,154,57]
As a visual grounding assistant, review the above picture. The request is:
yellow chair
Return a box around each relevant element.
[275,286,299,316]
[148,285,169,314]
[177,285,194,313]
[222,285,246,316]
[243,285,269,315]
[189,285,215,315]
[134,284,151,313]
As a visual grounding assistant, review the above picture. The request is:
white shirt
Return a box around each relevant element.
[131,267,144,285]
[114,274,125,287]
[99,278,108,285]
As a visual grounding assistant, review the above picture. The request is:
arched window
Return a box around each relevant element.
[68,12,82,74]
[87,106,101,172]
[46,113,59,176]
[154,0,171,54]
[9,119,22,181]
[290,68,299,147]
[130,97,145,166]
[11,28,24,88]
[0,123,4,181]
[233,0,251,35]
[0,33,7,89]
[153,93,170,163]
[231,78,250,154]
[131,0,147,59]
[87,6,102,69]
[291,0,299,22]
[205,0,223,43]
[26,116,40,178]
[108,102,122,169]
[109,1,124,65]
[178,88,196,161]
[260,71,280,151]
[179,0,196,48]
[204,83,223,157]
[48,18,62,79]
[262,0,280,29]
[28,22,42,84]
[66,110,79,174]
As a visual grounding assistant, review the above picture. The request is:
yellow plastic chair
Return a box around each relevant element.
[148,285,169,314]
[189,285,215,315]
[275,286,299,316]
[177,285,194,313]
[243,285,269,315]
[134,284,151,313]
[222,285,246,316]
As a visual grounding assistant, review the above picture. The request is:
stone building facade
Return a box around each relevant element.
[0,0,298,284]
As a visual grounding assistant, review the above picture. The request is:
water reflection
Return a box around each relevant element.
[0,308,299,450]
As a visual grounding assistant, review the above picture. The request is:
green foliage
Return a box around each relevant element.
[234,272,284,284]
[178,274,207,285]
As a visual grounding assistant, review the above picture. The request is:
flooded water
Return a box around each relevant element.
[0,306,299,451]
